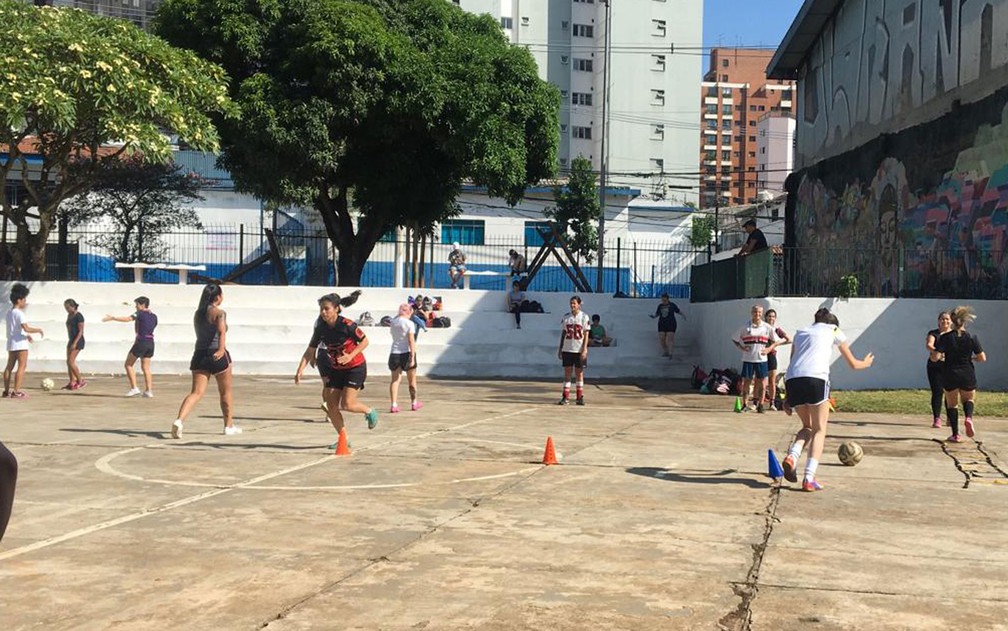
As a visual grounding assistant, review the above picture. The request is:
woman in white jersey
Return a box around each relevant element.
[780,308,874,492]
[557,295,591,405]
[388,303,422,413]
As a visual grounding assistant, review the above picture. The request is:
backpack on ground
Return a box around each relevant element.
[690,365,708,390]
[379,315,393,327]
[358,311,375,326]
[524,300,544,313]
[431,316,451,328]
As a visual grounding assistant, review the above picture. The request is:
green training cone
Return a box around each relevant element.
[734,396,743,413]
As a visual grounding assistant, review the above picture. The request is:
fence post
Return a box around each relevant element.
[632,242,638,297]
[239,224,244,263]
[615,237,621,296]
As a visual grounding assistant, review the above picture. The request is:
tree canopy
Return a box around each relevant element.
[547,156,601,263]
[0,0,233,279]
[155,0,559,285]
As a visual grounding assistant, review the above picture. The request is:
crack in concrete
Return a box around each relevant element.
[718,481,782,631]
[936,438,1008,489]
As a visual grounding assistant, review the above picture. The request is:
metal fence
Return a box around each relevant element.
[16,225,703,297]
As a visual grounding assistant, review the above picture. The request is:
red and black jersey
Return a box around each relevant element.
[310,316,367,370]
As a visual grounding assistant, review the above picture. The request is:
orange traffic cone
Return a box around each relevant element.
[542,436,558,465]
[333,428,351,456]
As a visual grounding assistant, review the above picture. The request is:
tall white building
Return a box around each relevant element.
[453,0,702,205]
[755,113,795,196]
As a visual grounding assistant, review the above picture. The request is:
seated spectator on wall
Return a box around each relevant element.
[506,281,530,329]
[589,314,613,347]
[508,249,527,278]
[448,242,467,289]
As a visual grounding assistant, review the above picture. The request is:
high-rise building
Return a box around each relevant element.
[33,0,161,29]
[454,0,703,204]
[699,48,795,208]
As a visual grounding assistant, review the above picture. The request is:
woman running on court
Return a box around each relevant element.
[925,311,952,428]
[932,305,986,442]
[295,291,378,446]
[780,307,874,492]
[170,284,240,438]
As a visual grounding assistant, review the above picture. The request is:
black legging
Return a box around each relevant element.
[0,440,16,542]
[926,361,944,418]
[510,301,528,326]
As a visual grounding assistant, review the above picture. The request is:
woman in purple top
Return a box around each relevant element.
[103,296,158,398]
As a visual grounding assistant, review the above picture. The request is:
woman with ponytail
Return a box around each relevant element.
[295,290,378,446]
[171,284,240,438]
[932,305,986,442]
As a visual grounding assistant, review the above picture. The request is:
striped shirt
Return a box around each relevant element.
[733,321,777,363]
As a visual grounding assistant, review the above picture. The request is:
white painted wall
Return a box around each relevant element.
[692,297,1007,391]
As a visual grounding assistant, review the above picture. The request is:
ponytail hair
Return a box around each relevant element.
[64,298,79,309]
[318,289,362,312]
[949,305,976,334]
[196,284,223,322]
[813,307,840,327]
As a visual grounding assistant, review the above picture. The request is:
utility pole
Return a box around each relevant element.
[596,0,612,292]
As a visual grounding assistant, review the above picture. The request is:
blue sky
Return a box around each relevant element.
[703,0,805,52]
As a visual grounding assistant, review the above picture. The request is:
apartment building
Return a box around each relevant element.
[699,48,795,208]
[455,0,703,204]
[35,0,160,29]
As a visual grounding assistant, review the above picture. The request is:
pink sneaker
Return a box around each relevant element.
[76,380,87,390]
[63,382,75,390]
[390,404,400,413]
[801,478,824,492]
[411,400,423,412]
[964,417,975,438]
[10,391,29,399]
[931,417,941,428]
[947,434,962,443]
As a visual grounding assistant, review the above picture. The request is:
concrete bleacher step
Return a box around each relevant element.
[3,282,700,379]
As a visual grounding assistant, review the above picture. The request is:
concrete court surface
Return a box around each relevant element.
[0,374,1006,631]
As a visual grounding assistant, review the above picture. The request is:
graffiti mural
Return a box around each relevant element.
[791,103,1008,298]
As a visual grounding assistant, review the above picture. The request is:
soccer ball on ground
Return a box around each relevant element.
[41,378,55,392]
[837,441,863,466]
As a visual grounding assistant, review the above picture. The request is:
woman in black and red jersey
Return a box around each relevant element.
[295,291,378,444]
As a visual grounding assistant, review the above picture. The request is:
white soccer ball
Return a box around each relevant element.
[41,378,55,392]
[837,441,864,466]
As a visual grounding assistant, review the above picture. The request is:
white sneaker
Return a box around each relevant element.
[224,425,242,436]
[142,391,154,398]
[171,419,183,439]
[125,387,142,397]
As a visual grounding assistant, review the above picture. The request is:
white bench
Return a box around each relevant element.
[115,263,207,285]
[462,270,510,290]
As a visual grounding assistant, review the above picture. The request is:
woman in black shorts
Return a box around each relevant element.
[925,311,952,428]
[171,284,240,438]
[63,298,87,390]
[295,291,378,447]
[932,305,987,442]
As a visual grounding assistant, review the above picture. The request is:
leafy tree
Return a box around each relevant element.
[688,215,717,249]
[62,157,204,275]
[546,156,601,263]
[0,0,232,279]
[155,0,558,285]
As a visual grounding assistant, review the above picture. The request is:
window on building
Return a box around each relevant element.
[652,54,666,71]
[760,147,766,154]
[500,17,513,29]
[721,104,732,115]
[706,120,717,129]
[574,58,593,72]
[706,86,717,97]
[441,220,485,246]
[651,89,665,105]
[524,221,553,247]
[748,151,755,157]
[705,165,716,175]
[720,74,728,81]
[704,150,716,160]
[748,120,756,126]
[748,135,756,142]
[721,59,729,68]
[722,166,732,175]
[782,89,792,100]
[758,105,765,111]
[747,182,755,188]
[721,150,731,160]
[653,124,665,139]
[722,120,732,130]
[572,125,592,139]
[573,24,594,37]
[521,16,529,26]
[734,134,744,142]
[652,19,666,36]
[650,158,664,171]
[722,87,732,97]
[735,104,744,112]
[573,0,594,3]
[561,20,569,30]
[733,151,740,158]
[572,92,593,106]
[705,104,717,114]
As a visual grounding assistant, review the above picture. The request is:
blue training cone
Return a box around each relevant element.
[767,449,784,479]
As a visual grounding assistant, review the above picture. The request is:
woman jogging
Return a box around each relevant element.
[780,308,874,492]
[925,311,952,428]
[295,291,378,446]
[170,284,240,438]
[388,303,421,413]
[932,305,986,442]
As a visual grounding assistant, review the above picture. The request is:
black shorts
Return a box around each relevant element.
[766,353,778,372]
[320,363,367,390]
[129,339,155,359]
[561,351,585,369]
[785,377,829,407]
[68,339,85,351]
[388,352,417,372]
[941,366,977,392]
[658,321,677,333]
[189,349,232,375]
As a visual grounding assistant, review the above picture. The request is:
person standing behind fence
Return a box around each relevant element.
[780,307,874,492]
[649,293,682,358]
[925,311,952,428]
[737,219,768,257]
[103,296,158,398]
[448,242,467,289]
[506,281,529,329]
[732,304,777,413]
[557,296,590,406]
[932,305,986,443]
[763,309,791,410]
[63,299,87,391]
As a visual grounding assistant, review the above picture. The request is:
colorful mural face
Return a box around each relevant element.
[792,105,1008,298]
